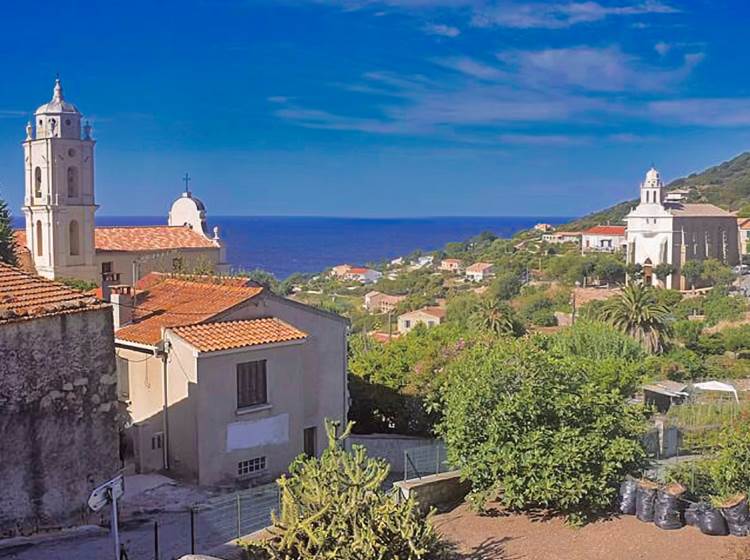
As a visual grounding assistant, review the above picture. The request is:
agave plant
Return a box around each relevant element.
[600,283,672,353]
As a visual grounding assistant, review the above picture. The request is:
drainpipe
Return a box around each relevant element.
[158,329,171,471]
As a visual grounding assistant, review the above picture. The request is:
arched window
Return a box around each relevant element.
[35,220,43,256]
[34,167,42,198]
[69,220,80,256]
[67,167,78,198]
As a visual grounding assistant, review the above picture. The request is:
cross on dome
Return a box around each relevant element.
[35,76,80,115]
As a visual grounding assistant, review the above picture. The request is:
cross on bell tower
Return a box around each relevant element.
[182,172,191,195]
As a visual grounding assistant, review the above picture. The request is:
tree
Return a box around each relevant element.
[654,263,676,286]
[472,297,525,337]
[488,271,522,300]
[599,283,673,353]
[681,260,704,292]
[438,339,648,524]
[246,420,451,560]
[701,258,735,287]
[594,256,625,286]
[0,195,17,266]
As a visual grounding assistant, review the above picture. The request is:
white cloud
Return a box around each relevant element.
[471,1,678,29]
[648,98,750,127]
[497,133,589,145]
[498,46,703,92]
[422,22,461,36]
[0,110,26,118]
[267,96,291,103]
[654,41,671,56]
[437,56,508,79]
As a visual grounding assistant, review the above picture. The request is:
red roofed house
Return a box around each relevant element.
[439,258,463,272]
[465,262,495,282]
[344,267,382,284]
[16,78,227,287]
[0,263,120,532]
[581,225,627,254]
[114,273,348,486]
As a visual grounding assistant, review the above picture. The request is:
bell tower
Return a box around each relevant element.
[640,166,664,206]
[23,78,98,281]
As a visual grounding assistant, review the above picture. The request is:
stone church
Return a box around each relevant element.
[16,79,228,286]
[625,167,739,289]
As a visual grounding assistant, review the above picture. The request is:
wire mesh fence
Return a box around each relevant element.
[190,483,280,554]
[403,442,451,481]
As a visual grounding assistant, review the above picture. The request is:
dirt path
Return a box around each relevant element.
[433,503,747,560]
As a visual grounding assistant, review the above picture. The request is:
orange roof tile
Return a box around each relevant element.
[583,225,626,236]
[95,225,217,251]
[0,262,102,322]
[116,276,263,346]
[12,231,35,274]
[170,318,306,352]
[16,225,217,254]
[466,262,494,273]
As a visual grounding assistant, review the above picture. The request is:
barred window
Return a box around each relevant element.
[238,457,266,477]
[237,360,267,409]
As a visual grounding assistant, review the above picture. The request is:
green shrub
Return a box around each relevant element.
[438,339,648,524]
[703,290,746,325]
[246,420,451,560]
[673,319,704,349]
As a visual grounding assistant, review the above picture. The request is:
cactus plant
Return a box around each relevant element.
[246,419,452,559]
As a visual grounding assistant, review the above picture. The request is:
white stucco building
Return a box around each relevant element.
[17,79,227,285]
[625,167,740,289]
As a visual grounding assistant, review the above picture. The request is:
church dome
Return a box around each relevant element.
[35,78,80,115]
[169,191,209,236]
[643,167,663,189]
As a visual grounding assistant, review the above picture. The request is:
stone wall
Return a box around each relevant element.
[0,308,122,535]
[393,471,470,513]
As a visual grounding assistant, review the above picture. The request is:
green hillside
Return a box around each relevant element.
[559,152,750,231]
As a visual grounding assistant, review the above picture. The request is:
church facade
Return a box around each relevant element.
[17,79,228,285]
[625,168,739,289]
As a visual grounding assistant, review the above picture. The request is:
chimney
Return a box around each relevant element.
[110,285,134,329]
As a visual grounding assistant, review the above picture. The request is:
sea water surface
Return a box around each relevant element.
[14,216,571,279]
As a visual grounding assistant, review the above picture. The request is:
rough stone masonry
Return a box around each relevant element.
[0,307,123,535]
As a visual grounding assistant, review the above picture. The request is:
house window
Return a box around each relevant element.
[404,320,411,329]
[304,427,317,458]
[151,432,163,450]
[238,457,267,477]
[102,261,113,274]
[237,360,267,409]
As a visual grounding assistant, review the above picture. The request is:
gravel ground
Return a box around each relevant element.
[432,503,747,560]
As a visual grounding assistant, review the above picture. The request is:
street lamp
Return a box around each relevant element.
[571,280,581,325]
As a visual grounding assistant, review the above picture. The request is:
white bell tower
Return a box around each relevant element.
[23,78,98,281]
[640,166,664,206]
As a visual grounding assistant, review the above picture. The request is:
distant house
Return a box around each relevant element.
[114,273,348,486]
[643,380,688,414]
[465,262,494,282]
[390,257,405,267]
[739,218,750,255]
[364,291,406,314]
[330,264,352,278]
[534,223,554,232]
[542,231,581,244]
[397,306,446,334]
[345,267,382,284]
[410,255,434,270]
[0,263,120,533]
[582,225,627,253]
[439,258,463,272]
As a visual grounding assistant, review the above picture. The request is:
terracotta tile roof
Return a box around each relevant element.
[116,276,263,346]
[667,203,735,218]
[170,318,307,352]
[95,225,217,251]
[136,271,254,290]
[738,218,750,230]
[0,262,101,322]
[466,262,494,273]
[12,231,35,273]
[583,225,627,236]
[348,267,372,275]
[16,225,217,254]
[401,306,446,319]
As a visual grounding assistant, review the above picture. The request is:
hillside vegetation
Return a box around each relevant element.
[560,151,750,231]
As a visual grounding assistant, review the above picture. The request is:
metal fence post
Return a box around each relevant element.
[236,493,242,539]
[153,520,159,560]
[435,445,440,476]
[190,508,196,554]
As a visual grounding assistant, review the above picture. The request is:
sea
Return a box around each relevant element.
[12,216,571,279]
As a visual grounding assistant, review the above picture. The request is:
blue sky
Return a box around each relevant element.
[1,0,750,217]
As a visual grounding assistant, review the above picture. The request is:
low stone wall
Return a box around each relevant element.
[347,434,435,473]
[393,471,470,513]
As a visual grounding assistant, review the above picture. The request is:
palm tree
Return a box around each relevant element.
[473,297,525,337]
[599,283,672,353]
